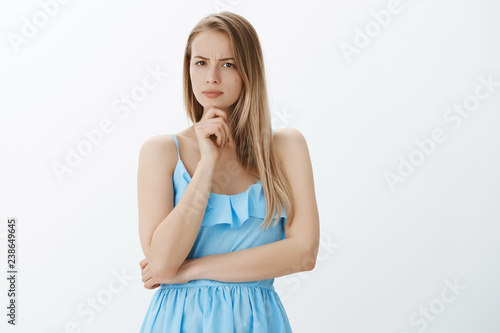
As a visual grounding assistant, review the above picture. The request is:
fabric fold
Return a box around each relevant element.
[140,284,293,333]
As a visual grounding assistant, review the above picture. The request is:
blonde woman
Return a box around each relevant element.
[137,11,320,333]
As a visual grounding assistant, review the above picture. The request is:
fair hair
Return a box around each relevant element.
[182,11,294,230]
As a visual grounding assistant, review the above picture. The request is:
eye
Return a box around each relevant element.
[223,62,236,68]
[195,60,205,66]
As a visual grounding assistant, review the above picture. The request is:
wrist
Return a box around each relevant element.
[186,258,203,280]
[197,160,215,174]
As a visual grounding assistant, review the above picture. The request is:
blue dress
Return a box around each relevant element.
[140,129,293,333]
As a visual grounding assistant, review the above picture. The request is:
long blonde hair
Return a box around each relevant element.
[183,11,294,230]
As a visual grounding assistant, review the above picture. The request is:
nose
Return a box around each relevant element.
[206,64,220,84]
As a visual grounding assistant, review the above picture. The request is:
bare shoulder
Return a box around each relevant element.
[141,133,175,147]
[139,134,177,157]
[273,127,309,163]
[138,134,178,174]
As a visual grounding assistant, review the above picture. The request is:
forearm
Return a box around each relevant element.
[191,238,316,283]
[149,161,214,278]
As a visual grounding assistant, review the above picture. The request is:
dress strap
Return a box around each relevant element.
[171,134,180,159]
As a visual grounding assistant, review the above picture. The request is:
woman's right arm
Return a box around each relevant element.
[137,135,215,279]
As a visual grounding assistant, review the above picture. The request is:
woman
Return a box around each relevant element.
[137,11,320,333]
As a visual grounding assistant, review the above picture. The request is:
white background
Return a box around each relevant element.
[1,0,500,332]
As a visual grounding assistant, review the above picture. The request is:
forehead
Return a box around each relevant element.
[191,30,233,56]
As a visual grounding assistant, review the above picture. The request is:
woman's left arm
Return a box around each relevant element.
[191,238,315,282]
[190,128,320,282]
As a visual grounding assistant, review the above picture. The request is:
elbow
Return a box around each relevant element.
[301,242,319,271]
[146,244,180,279]
[149,256,178,280]
[301,251,317,271]
[154,261,179,280]
[290,238,319,272]
[151,265,177,279]
[160,267,179,279]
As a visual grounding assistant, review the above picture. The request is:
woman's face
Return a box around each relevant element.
[190,29,243,115]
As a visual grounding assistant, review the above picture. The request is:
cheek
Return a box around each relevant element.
[190,67,200,80]
[232,74,242,88]
[235,78,243,92]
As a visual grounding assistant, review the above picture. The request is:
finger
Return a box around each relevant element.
[212,107,229,124]
[212,115,229,138]
[216,127,224,148]
[145,275,160,289]
[204,106,217,121]
[142,269,153,283]
[141,266,152,282]
[210,126,222,147]
[141,264,150,277]
[139,258,147,269]
[214,118,226,147]
[145,280,160,290]
[217,117,230,146]
[207,106,229,124]
[199,114,227,147]
[221,119,230,144]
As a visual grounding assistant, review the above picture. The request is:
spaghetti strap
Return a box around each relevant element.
[171,134,180,159]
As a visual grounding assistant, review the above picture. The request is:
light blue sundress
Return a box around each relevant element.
[140,128,293,333]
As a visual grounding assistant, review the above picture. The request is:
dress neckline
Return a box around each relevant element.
[174,157,261,197]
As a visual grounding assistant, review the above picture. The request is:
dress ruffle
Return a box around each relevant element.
[140,281,293,333]
[174,160,288,230]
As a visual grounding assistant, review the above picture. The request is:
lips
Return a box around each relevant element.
[203,90,223,98]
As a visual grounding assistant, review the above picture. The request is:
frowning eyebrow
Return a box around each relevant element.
[193,56,235,61]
